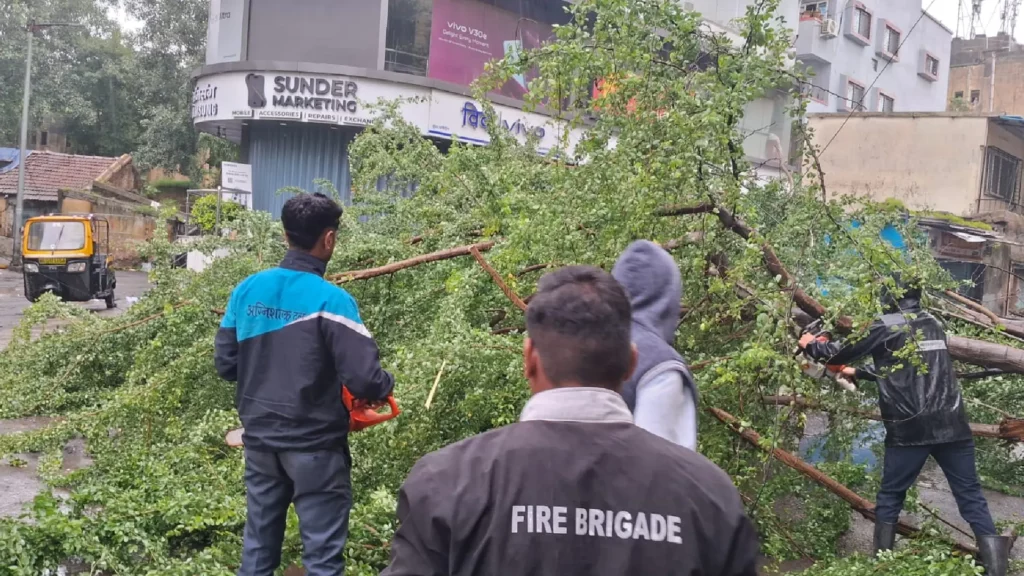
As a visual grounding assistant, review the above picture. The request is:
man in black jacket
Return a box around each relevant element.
[215,193,395,576]
[799,283,1009,575]
[383,266,758,576]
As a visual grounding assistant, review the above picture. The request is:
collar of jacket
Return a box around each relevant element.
[520,387,634,424]
[280,250,327,277]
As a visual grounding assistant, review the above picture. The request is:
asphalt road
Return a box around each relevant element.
[0,268,152,349]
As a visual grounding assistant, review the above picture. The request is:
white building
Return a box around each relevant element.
[793,0,952,113]
[683,0,802,179]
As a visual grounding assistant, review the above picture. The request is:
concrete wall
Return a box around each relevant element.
[246,0,387,69]
[807,113,989,215]
[949,53,1024,115]
[57,191,157,266]
[800,3,951,114]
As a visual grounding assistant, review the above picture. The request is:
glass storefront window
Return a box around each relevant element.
[386,0,434,76]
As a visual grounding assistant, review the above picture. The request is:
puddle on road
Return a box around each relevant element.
[0,416,93,520]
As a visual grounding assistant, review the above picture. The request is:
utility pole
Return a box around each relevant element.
[10,22,83,271]
[11,25,34,271]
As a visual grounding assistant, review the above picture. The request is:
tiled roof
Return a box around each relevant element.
[0,151,121,201]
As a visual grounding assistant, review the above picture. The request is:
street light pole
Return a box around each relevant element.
[10,22,83,271]
[10,25,34,270]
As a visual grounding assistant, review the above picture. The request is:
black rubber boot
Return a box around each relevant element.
[977,535,1010,576]
[873,522,897,556]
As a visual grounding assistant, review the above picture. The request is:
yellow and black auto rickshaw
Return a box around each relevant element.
[21,214,117,308]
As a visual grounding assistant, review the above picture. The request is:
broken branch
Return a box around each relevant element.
[944,290,1002,327]
[471,247,528,312]
[328,242,496,283]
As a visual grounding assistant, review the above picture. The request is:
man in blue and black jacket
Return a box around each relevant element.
[214,192,395,576]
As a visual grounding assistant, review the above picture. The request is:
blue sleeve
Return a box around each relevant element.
[320,290,395,401]
[214,289,240,382]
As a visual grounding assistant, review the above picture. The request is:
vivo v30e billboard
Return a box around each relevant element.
[427,0,554,100]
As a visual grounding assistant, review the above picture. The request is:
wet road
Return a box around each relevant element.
[0,268,152,349]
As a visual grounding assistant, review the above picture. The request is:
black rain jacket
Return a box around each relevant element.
[804,296,972,446]
[382,388,759,576]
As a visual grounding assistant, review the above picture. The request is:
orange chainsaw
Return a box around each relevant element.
[225,388,400,447]
[796,320,857,393]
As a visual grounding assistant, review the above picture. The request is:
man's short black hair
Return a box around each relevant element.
[281,192,343,250]
[526,266,633,389]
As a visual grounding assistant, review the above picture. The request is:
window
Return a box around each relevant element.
[39,131,48,147]
[878,93,894,112]
[926,55,940,77]
[883,26,900,56]
[27,221,86,251]
[955,91,964,99]
[855,7,872,38]
[1015,266,1024,311]
[971,90,981,106]
[384,0,432,76]
[802,1,828,15]
[846,80,866,111]
[872,58,878,71]
[984,146,1022,201]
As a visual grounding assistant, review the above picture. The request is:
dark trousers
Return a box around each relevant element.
[875,439,997,538]
[239,448,352,576]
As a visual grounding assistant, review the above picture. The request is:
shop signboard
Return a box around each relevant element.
[426,91,573,156]
[427,0,553,100]
[191,70,589,157]
[190,72,432,130]
[221,162,252,194]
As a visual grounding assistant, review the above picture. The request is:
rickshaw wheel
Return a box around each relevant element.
[105,291,116,309]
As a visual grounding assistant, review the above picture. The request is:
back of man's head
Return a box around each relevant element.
[281,192,343,254]
[525,266,635,392]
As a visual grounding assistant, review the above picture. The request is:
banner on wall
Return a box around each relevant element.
[427,0,553,100]
[206,0,244,65]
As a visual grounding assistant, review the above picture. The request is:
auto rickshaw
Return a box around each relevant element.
[21,214,117,308]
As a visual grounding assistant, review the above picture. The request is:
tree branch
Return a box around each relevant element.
[762,396,1024,443]
[471,247,528,312]
[327,242,496,283]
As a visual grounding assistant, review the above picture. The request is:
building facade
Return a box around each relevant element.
[807,112,1024,314]
[192,0,803,217]
[948,33,1024,114]
[794,0,952,114]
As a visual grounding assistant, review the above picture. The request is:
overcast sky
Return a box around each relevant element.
[929,0,1022,41]
[107,0,1021,45]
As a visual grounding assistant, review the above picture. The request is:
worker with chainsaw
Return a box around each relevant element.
[214,192,395,576]
[612,240,698,450]
[383,266,758,576]
[798,280,1009,575]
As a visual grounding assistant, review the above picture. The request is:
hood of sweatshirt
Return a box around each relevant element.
[611,240,682,344]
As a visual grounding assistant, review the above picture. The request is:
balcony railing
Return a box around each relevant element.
[800,83,829,104]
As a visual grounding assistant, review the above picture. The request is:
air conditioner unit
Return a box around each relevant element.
[820,18,839,38]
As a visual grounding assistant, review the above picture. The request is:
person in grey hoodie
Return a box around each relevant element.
[612,240,699,449]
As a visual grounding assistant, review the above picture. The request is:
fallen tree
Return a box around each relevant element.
[0,2,1020,575]
[762,396,1024,443]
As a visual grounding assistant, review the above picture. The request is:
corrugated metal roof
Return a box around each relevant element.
[249,123,354,218]
[0,151,120,201]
